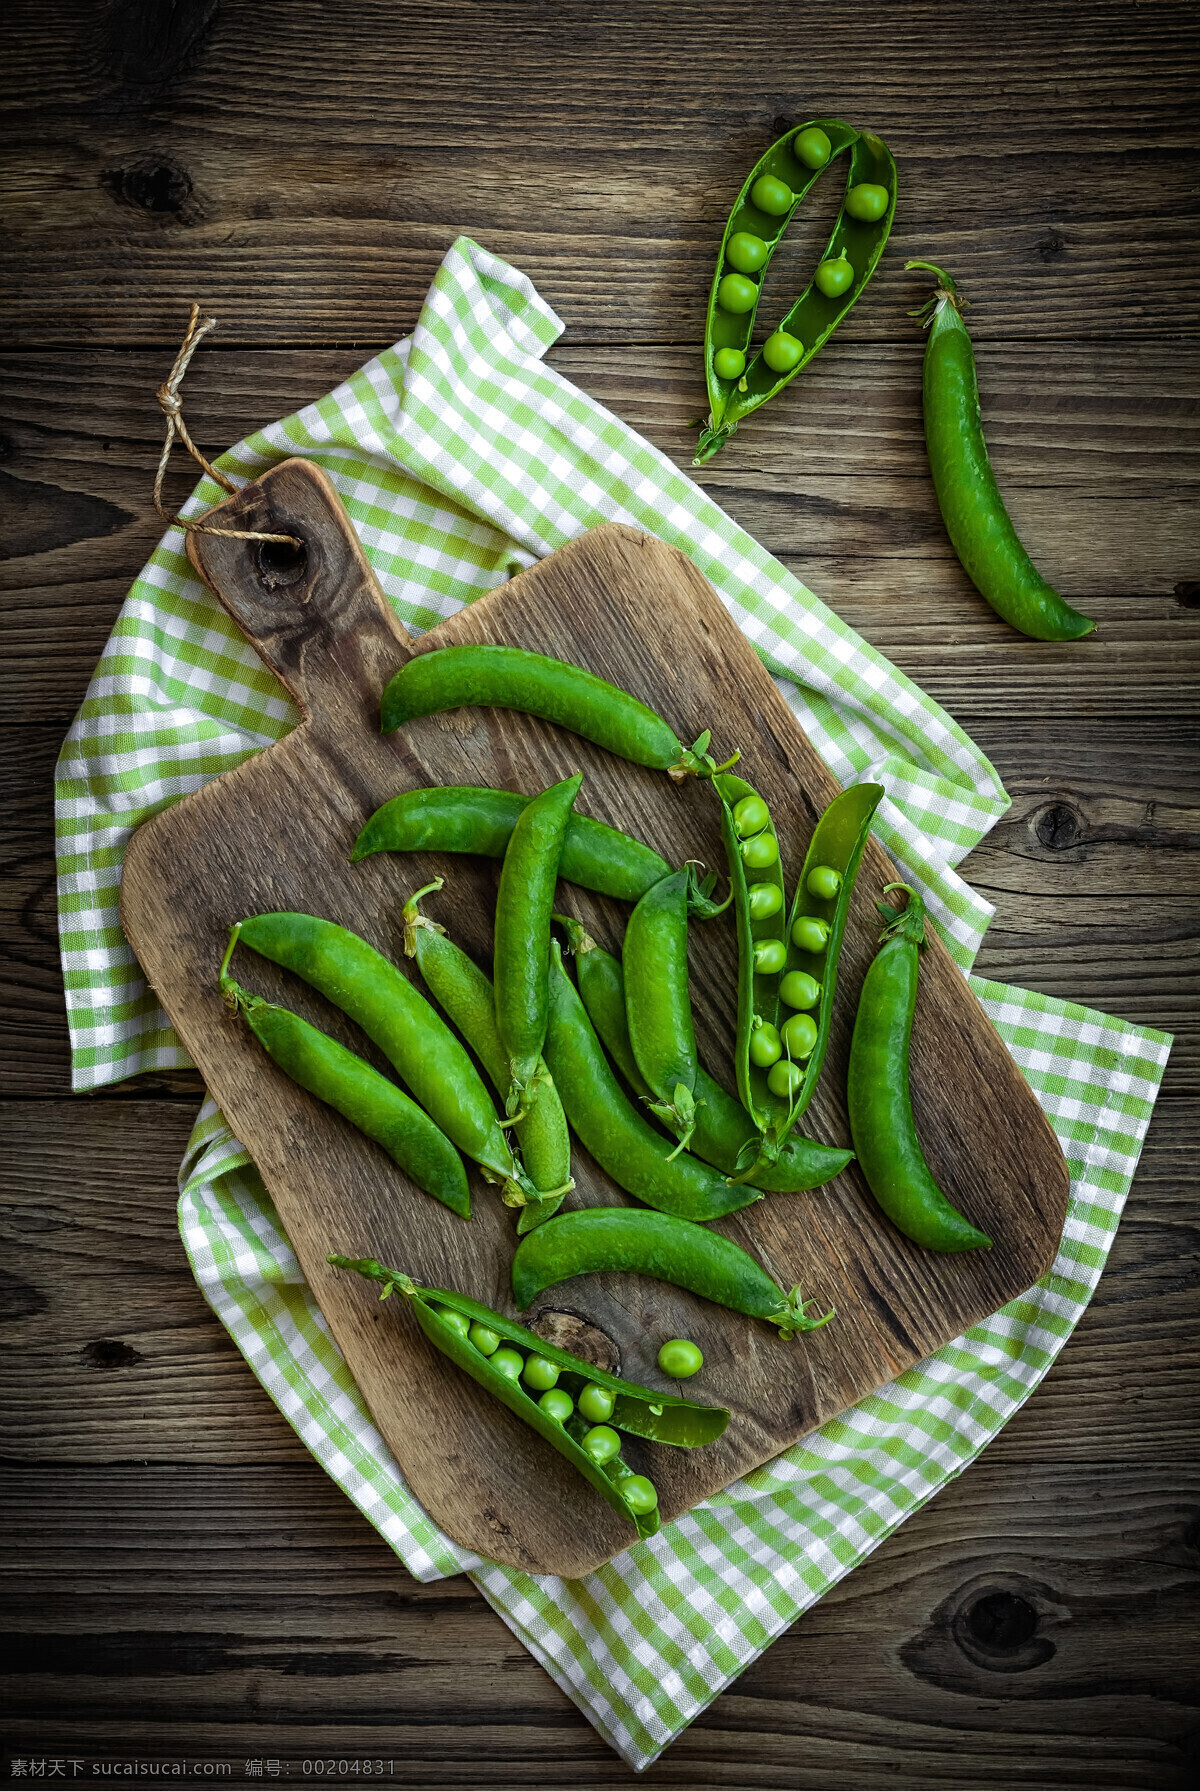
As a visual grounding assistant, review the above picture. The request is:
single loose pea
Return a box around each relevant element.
[433,1304,471,1339]
[767,1058,804,1099]
[733,793,770,837]
[747,882,783,921]
[791,915,830,954]
[762,331,804,374]
[468,1322,500,1356]
[490,1346,525,1382]
[577,1382,616,1423]
[713,346,746,381]
[522,1354,560,1391]
[806,864,842,901]
[845,182,889,223]
[718,273,758,314]
[657,1337,704,1378]
[582,1424,621,1464]
[793,126,831,170]
[748,1020,782,1068]
[815,256,855,299]
[741,831,780,870]
[751,173,795,216]
[781,1012,819,1059]
[727,231,768,274]
[753,938,788,974]
[538,1387,574,1422]
[622,1475,659,1515]
[781,970,821,1010]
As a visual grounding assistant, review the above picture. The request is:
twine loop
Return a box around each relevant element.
[153,303,300,546]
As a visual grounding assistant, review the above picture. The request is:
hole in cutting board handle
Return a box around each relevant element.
[256,536,309,591]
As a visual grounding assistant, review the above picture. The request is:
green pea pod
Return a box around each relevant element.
[907,261,1095,642]
[328,1256,730,1542]
[495,773,582,1113]
[229,912,533,1207]
[545,942,763,1222]
[352,785,671,902]
[562,916,852,1195]
[380,645,737,781]
[511,1207,834,1340]
[623,869,704,1154]
[696,121,897,464]
[714,773,789,1137]
[402,879,574,1232]
[218,971,469,1219]
[848,884,992,1252]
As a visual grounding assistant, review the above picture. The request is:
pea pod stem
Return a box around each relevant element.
[906,260,1095,642]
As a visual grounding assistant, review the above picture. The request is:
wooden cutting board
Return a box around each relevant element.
[121,460,1069,1577]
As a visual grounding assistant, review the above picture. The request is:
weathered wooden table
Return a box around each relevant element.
[3,2,1197,1784]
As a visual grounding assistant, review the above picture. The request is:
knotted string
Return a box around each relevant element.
[153,303,300,545]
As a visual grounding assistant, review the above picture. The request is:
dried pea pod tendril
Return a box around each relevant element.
[328,1256,729,1541]
[696,119,897,464]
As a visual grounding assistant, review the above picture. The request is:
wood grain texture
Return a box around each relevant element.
[118,460,1067,1573]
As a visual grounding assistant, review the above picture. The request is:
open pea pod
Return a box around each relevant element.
[715,772,789,1139]
[328,1256,728,1543]
[696,120,897,464]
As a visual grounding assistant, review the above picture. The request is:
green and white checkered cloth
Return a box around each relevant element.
[57,238,1171,1770]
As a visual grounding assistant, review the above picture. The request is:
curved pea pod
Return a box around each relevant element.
[545,941,763,1222]
[229,912,533,1207]
[510,1207,834,1340]
[714,773,789,1137]
[696,121,897,464]
[219,976,469,1218]
[327,1257,729,1541]
[563,917,852,1194]
[352,785,671,903]
[402,880,574,1232]
[379,645,737,782]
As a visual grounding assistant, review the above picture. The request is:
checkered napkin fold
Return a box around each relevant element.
[55,238,1171,1771]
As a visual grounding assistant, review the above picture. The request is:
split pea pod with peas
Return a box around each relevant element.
[328,1257,729,1540]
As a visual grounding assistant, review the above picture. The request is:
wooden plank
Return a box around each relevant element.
[2,1459,1195,1787]
[117,464,1066,1571]
[1,4,1197,347]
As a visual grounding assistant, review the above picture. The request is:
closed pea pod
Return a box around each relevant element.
[848,885,992,1251]
[227,911,533,1206]
[623,867,715,1154]
[219,955,469,1219]
[511,1207,834,1339]
[352,785,670,903]
[907,261,1095,642]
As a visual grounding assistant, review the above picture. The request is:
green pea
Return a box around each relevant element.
[657,1338,704,1378]
[622,1475,659,1515]
[490,1346,525,1382]
[845,182,889,223]
[781,970,820,1010]
[732,794,770,837]
[762,331,804,374]
[747,882,783,920]
[767,1058,804,1099]
[581,1424,621,1463]
[538,1387,574,1422]
[468,1322,500,1356]
[577,1382,616,1423]
[748,1021,782,1068]
[727,231,768,274]
[815,256,855,299]
[713,347,746,381]
[781,1012,818,1059]
[433,1304,471,1338]
[752,938,788,974]
[522,1354,560,1391]
[750,174,794,217]
[793,126,831,170]
[791,915,830,954]
[741,831,779,870]
[718,273,758,315]
[806,864,842,901]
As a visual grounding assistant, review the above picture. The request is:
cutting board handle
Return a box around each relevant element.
[185,459,413,729]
